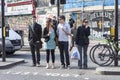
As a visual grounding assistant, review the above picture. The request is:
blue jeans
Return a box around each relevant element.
[77,45,88,67]
[58,41,70,66]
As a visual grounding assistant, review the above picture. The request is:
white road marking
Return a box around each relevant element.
[61,74,70,77]
[6,71,11,74]
[2,71,80,78]
[33,72,39,75]
[21,72,30,75]
[46,73,80,78]
[73,74,80,77]
[46,73,60,76]
[84,77,89,80]
[12,72,22,75]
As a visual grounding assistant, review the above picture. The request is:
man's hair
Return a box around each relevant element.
[69,14,72,16]
[59,15,65,20]
[83,19,88,23]
[53,16,56,19]
[33,16,36,18]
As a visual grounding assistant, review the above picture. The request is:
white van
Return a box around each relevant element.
[0,28,22,54]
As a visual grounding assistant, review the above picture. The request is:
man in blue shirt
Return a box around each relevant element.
[57,15,71,69]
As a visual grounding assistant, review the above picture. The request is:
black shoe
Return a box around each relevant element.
[31,64,36,67]
[36,64,40,67]
[83,65,88,69]
[37,61,40,64]
[60,65,65,69]
[78,66,82,69]
[66,65,70,69]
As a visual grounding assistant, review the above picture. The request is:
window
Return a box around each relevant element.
[7,0,31,4]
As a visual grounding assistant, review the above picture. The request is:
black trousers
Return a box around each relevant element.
[29,43,40,65]
[46,49,55,63]
[58,41,70,66]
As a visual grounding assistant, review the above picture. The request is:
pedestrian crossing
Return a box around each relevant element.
[0,70,82,78]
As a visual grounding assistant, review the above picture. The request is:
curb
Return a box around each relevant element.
[20,48,45,51]
[96,67,120,75]
[0,58,25,69]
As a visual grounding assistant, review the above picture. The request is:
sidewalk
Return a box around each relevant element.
[0,39,120,75]
[0,58,25,69]
[96,66,120,75]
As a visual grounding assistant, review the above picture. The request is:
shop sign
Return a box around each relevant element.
[5,4,33,16]
[90,11,113,20]
[90,11,113,31]
[88,11,114,39]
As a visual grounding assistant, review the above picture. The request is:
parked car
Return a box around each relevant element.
[0,27,22,54]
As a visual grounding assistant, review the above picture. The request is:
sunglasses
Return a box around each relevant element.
[59,18,62,20]
[85,21,88,23]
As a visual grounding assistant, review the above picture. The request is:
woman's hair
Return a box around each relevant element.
[46,18,53,29]
[82,19,88,23]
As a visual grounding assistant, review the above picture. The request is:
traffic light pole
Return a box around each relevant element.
[1,0,6,62]
[114,0,118,66]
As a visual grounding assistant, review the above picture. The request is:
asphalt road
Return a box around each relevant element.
[0,48,120,80]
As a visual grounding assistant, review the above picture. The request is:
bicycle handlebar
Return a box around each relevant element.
[103,34,113,42]
[103,34,120,42]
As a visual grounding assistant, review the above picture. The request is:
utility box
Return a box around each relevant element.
[110,27,115,39]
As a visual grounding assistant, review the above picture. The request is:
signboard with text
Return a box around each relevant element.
[5,4,33,16]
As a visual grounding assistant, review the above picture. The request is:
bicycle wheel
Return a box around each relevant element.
[92,44,114,66]
[89,44,100,63]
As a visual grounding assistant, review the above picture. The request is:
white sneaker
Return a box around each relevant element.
[51,63,55,69]
[66,65,70,69]
[36,64,40,67]
[46,63,50,69]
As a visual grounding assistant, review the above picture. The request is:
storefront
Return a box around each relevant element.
[64,0,120,39]
[5,0,35,35]
[36,6,58,29]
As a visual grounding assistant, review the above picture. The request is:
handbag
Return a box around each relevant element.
[71,48,80,60]
[44,36,50,42]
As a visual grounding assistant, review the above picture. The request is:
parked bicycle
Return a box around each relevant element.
[89,34,120,66]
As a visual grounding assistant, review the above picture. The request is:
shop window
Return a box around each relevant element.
[7,0,13,3]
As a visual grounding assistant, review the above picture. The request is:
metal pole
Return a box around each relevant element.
[114,0,118,66]
[1,0,6,62]
[57,0,60,18]
[102,0,105,38]
[82,0,84,20]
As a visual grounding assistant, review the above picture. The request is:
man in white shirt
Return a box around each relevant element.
[57,15,71,69]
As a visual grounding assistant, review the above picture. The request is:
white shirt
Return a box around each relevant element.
[57,22,71,41]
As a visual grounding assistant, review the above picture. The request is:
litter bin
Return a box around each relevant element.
[15,30,24,46]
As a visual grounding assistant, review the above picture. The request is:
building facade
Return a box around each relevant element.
[5,0,35,36]
[5,0,51,35]
[64,0,120,39]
